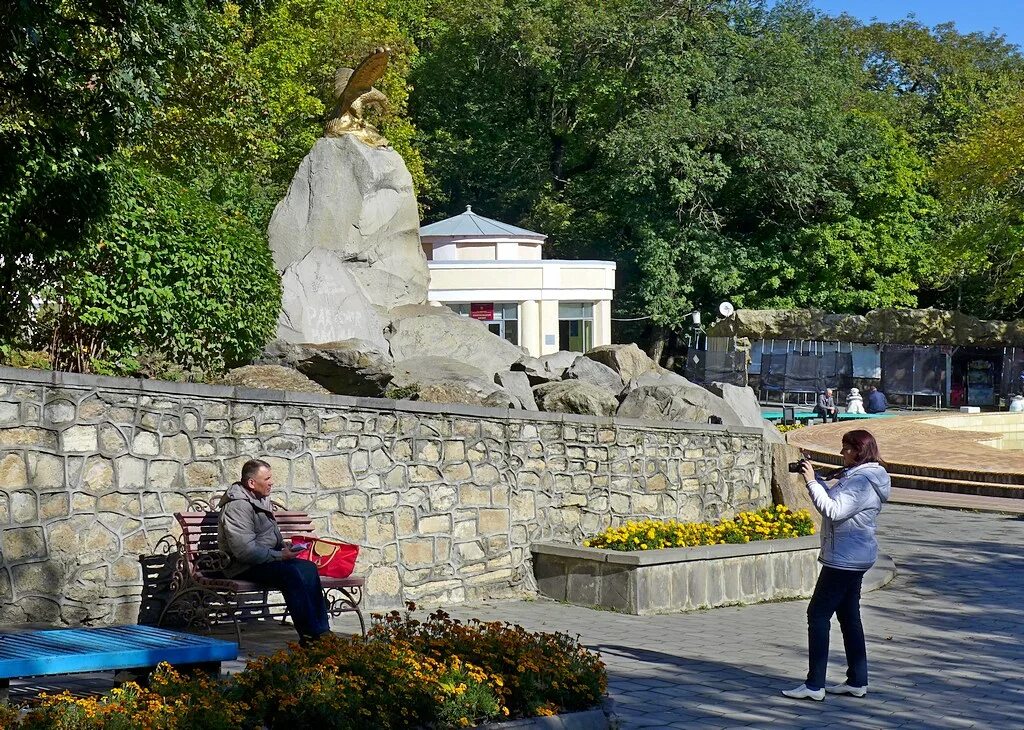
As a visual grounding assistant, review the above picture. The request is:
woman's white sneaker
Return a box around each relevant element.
[825,683,867,697]
[781,684,825,701]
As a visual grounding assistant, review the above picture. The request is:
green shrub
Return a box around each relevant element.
[0,345,52,370]
[28,161,280,375]
[6,610,606,729]
[384,383,420,400]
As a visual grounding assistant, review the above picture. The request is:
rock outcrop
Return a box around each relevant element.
[585,344,658,383]
[617,376,743,426]
[706,307,1024,347]
[533,381,618,417]
[495,371,539,410]
[259,339,393,397]
[269,135,427,310]
[564,355,623,393]
[387,305,524,377]
[276,249,389,349]
[217,365,329,394]
[707,381,783,444]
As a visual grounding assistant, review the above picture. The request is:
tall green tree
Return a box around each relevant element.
[844,18,1024,153]
[411,0,937,352]
[931,97,1024,316]
[138,0,431,228]
[0,0,205,341]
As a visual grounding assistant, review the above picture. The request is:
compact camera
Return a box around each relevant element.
[787,458,809,474]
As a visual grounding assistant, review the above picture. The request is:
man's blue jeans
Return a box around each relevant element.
[239,559,330,639]
[806,566,868,690]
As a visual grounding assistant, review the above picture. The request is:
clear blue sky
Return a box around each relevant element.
[810,1,1023,49]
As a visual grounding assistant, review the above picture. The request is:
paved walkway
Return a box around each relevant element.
[8,504,1022,728]
[789,412,1024,481]
[445,504,1024,729]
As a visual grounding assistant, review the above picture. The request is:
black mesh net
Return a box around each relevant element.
[881,345,945,395]
[1002,348,1024,396]
[759,351,852,392]
[684,350,747,386]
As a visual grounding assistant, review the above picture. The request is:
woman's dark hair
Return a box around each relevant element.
[842,429,881,466]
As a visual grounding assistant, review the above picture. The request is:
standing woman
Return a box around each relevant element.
[783,429,891,701]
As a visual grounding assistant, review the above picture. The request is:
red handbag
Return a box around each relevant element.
[292,537,359,578]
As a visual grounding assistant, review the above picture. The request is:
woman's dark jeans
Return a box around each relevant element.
[806,565,868,690]
[239,559,330,639]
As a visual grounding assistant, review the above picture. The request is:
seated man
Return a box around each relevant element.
[218,459,329,643]
[865,385,888,414]
[814,388,839,423]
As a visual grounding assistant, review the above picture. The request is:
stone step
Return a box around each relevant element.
[805,458,1024,500]
[887,487,1024,515]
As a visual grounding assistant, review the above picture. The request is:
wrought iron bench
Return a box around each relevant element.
[158,501,365,643]
[0,625,237,702]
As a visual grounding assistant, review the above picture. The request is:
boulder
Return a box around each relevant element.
[620,367,690,394]
[511,357,560,385]
[770,442,822,529]
[268,135,428,311]
[533,381,618,417]
[708,381,784,444]
[617,380,743,426]
[405,384,517,409]
[390,356,502,398]
[259,339,393,396]
[495,371,539,410]
[564,355,623,392]
[585,344,658,383]
[276,248,390,348]
[387,305,524,377]
[217,365,329,394]
[540,350,583,373]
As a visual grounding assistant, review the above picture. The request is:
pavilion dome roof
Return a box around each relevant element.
[420,206,546,241]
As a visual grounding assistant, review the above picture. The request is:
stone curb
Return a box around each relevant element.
[477,699,615,729]
[864,553,897,592]
[0,365,764,437]
[531,535,820,567]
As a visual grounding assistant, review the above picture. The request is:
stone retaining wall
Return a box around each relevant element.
[532,537,821,614]
[0,366,771,625]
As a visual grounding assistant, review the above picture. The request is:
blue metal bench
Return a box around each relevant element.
[761,410,819,422]
[0,625,237,700]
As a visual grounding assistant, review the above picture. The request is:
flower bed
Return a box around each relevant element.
[584,505,814,551]
[3,609,607,730]
[534,509,821,615]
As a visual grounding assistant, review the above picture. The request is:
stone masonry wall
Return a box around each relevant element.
[0,366,771,625]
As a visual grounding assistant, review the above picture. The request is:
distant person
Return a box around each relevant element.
[783,429,891,701]
[845,388,866,415]
[815,388,839,423]
[865,386,887,414]
[1009,395,1024,413]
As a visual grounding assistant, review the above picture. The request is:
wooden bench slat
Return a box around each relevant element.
[164,507,365,638]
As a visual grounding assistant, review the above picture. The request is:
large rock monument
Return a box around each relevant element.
[269,48,427,345]
[254,48,785,459]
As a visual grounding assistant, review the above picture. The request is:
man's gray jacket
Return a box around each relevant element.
[218,482,284,578]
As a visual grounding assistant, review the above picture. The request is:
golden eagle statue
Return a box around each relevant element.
[324,47,391,147]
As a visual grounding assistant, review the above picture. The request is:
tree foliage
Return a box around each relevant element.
[411,0,940,333]
[138,0,431,227]
[0,0,205,332]
[4,0,1024,372]
[931,97,1024,314]
[37,162,281,374]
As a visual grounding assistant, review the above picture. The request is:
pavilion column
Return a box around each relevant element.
[520,299,540,357]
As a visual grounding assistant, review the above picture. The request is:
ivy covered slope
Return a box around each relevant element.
[43,162,282,376]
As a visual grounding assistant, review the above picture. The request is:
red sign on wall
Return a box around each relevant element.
[470,302,494,321]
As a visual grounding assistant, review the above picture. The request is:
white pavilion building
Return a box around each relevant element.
[421,207,616,357]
